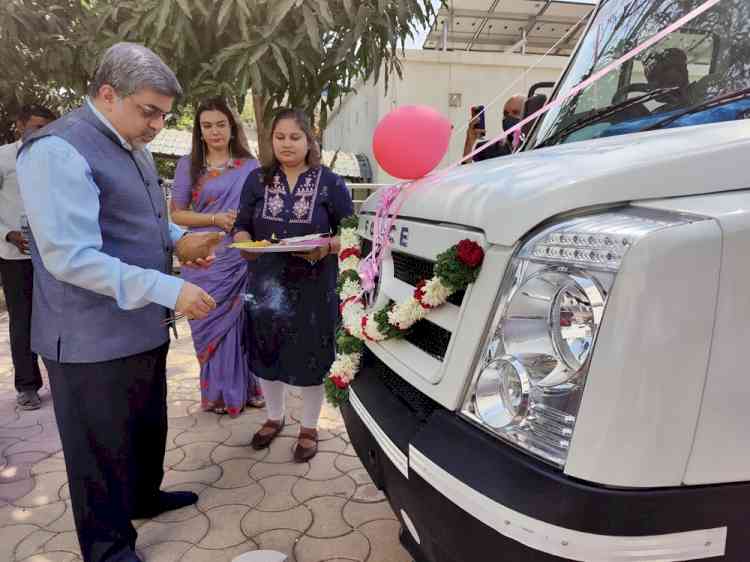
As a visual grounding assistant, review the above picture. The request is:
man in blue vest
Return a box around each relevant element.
[17,43,218,562]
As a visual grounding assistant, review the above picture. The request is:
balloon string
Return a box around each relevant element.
[361,0,722,290]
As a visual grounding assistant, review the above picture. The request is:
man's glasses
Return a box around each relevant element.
[134,102,173,122]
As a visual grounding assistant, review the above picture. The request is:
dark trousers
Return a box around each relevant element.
[0,258,42,392]
[44,342,169,562]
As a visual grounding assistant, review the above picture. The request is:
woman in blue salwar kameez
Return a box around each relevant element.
[234,108,353,462]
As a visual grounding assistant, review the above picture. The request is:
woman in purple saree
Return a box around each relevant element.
[171,97,263,417]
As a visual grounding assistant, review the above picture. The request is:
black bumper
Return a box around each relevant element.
[341,351,748,562]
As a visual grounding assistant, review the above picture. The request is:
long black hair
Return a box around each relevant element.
[262,108,321,174]
[189,97,254,186]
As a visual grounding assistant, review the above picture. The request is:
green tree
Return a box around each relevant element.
[101,0,439,162]
[0,0,111,142]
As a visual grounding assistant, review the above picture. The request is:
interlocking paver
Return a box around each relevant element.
[212,444,268,465]
[0,523,38,560]
[256,475,302,512]
[174,427,231,447]
[44,530,81,553]
[161,464,222,488]
[173,442,219,471]
[0,316,406,562]
[360,519,412,562]
[138,541,192,562]
[197,483,264,512]
[351,482,386,504]
[213,458,257,489]
[0,499,67,527]
[333,454,362,474]
[182,541,261,562]
[293,475,356,504]
[241,504,313,537]
[198,504,251,549]
[249,460,309,480]
[19,550,81,562]
[0,476,36,504]
[255,529,302,562]
[15,528,56,559]
[316,437,349,455]
[342,499,397,529]
[305,496,352,538]
[30,455,67,475]
[137,513,211,546]
[305,452,345,481]
[45,502,75,533]
[294,530,370,562]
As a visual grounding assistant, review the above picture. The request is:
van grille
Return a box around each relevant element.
[404,320,452,361]
[364,348,439,420]
[360,238,465,307]
[358,237,454,361]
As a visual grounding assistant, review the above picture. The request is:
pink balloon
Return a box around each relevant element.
[372,105,452,180]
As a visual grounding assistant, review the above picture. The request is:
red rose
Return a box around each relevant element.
[339,247,361,261]
[331,376,348,390]
[413,279,434,309]
[360,315,374,341]
[456,240,484,268]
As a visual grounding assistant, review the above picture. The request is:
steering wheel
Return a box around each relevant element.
[612,83,652,104]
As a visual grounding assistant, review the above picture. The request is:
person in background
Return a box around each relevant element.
[0,104,57,411]
[463,94,526,162]
[16,43,218,562]
[643,47,692,106]
[171,97,265,416]
[234,108,354,463]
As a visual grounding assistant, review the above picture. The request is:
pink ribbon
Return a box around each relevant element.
[359,0,722,288]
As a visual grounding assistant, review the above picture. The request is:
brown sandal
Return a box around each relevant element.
[293,428,319,463]
[251,418,285,450]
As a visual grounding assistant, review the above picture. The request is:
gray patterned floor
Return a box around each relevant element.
[0,313,409,562]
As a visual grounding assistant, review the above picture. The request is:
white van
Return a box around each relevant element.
[340,1,750,560]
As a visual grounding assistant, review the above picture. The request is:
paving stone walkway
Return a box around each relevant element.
[0,313,409,562]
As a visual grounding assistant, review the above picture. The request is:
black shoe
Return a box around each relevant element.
[131,491,198,519]
[17,390,41,410]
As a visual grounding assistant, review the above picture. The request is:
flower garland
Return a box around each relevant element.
[325,215,485,407]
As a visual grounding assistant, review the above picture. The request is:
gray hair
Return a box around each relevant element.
[88,42,183,99]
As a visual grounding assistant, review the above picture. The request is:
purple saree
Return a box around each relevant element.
[172,156,262,416]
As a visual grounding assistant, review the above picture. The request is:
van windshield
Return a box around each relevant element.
[526,0,750,149]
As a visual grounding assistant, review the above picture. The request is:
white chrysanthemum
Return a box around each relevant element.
[388,298,427,330]
[340,278,361,300]
[342,301,365,339]
[340,256,360,272]
[363,314,387,341]
[421,277,453,307]
[339,229,360,251]
[331,352,361,378]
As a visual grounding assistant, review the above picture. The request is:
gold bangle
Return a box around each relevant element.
[211,214,215,226]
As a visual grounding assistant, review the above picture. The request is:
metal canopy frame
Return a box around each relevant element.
[423,0,596,56]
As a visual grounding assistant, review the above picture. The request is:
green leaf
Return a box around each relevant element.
[302,4,320,52]
[217,0,235,31]
[270,43,290,80]
[155,0,173,37]
[175,0,192,20]
[193,0,210,18]
[316,0,335,28]
[342,0,355,19]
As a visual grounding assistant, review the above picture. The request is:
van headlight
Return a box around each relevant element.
[462,208,694,467]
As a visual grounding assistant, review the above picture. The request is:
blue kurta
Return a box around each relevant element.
[236,165,354,386]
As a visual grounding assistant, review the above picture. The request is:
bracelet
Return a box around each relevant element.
[211,214,215,226]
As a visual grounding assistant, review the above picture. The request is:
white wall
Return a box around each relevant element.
[324,49,569,183]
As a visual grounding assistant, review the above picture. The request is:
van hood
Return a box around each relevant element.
[362,120,750,246]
